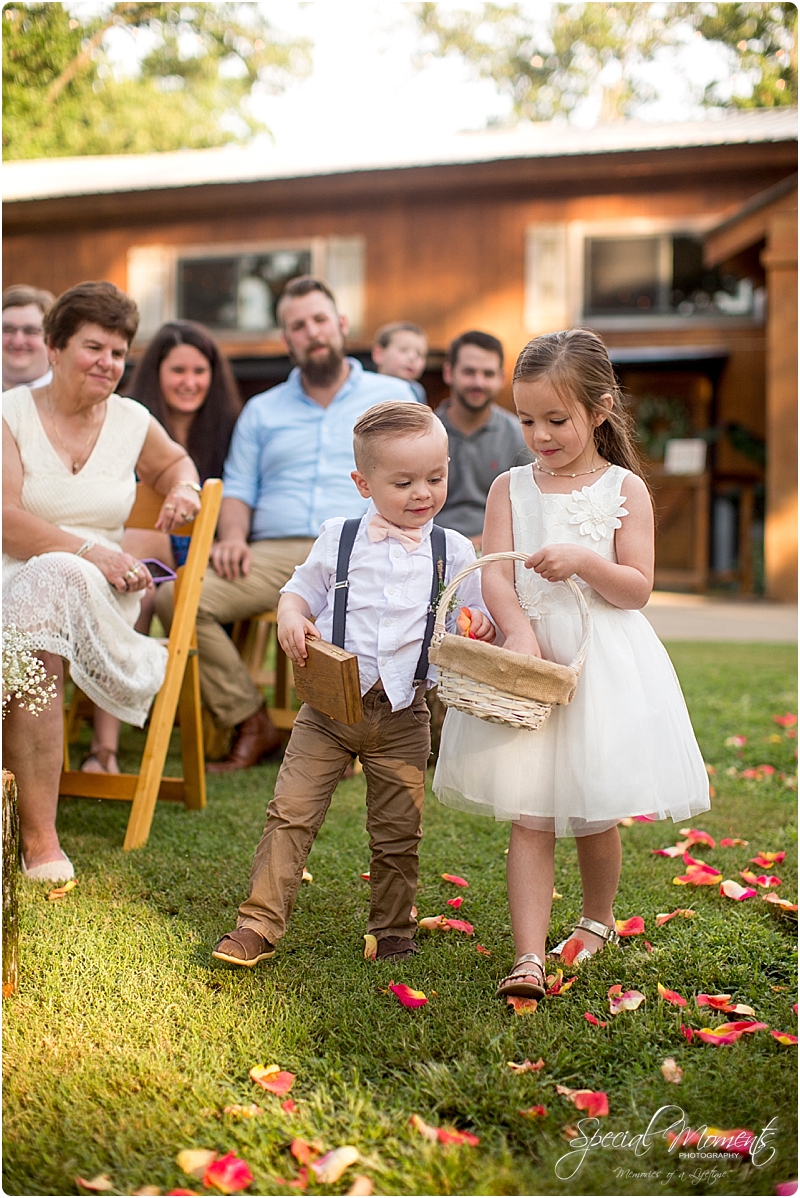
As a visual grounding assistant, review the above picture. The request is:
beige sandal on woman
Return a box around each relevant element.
[496,952,546,1000]
[548,916,620,965]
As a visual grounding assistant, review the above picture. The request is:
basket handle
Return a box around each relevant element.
[434,550,592,675]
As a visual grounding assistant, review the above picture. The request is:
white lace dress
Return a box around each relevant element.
[434,464,710,837]
[2,386,167,726]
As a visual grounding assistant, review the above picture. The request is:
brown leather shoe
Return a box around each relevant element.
[212,927,276,967]
[375,936,419,960]
[206,705,282,773]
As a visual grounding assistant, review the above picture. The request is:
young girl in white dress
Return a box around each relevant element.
[433,328,710,1001]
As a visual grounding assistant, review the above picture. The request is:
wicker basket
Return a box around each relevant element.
[428,551,592,731]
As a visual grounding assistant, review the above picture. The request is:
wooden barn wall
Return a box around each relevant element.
[2,174,776,423]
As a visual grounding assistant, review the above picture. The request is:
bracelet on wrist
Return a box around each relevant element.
[75,539,96,558]
[174,480,202,495]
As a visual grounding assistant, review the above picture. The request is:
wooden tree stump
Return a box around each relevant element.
[2,769,20,996]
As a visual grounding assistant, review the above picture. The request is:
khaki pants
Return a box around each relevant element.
[237,683,431,945]
[155,537,314,728]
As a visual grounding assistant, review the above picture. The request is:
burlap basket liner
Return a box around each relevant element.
[429,634,577,705]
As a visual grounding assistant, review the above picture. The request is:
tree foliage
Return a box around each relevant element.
[2,2,311,160]
[413,2,797,123]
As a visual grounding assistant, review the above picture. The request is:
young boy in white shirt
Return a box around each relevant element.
[213,401,494,965]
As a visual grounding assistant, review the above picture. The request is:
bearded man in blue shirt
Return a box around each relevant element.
[156,276,416,771]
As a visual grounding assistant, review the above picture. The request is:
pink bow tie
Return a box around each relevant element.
[367,513,423,552]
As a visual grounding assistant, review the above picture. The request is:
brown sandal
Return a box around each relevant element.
[81,747,119,774]
[496,952,546,1000]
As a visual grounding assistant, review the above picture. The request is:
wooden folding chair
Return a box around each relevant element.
[230,610,297,732]
[59,478,223,850]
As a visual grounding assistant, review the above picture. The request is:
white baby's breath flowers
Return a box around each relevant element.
[2,626,57,717]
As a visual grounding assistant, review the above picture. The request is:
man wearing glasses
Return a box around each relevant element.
[2,284,55,392]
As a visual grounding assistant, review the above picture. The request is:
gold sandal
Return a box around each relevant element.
[496,952,546,1000]
[548,916,620,964]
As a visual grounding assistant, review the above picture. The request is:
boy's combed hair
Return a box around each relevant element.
[513,328,647,480]
[353,401,441,471]
[373,321,426,348]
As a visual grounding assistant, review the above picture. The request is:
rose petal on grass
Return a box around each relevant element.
[696,994,734,1010]
[727,1003,756,1016]
[674,869,722,886]
[76,1176,114,1193]
[132,1188,161,1196]
[658,983,687,1007]
[436,1128,480,1146]
[311,1147,360,1185]
[775,1183,799,1196]
[177,1150,217,1180]
[281,1100,297,1115]
[725,735,747,747]
[563,1125,579,1140]
[389,982,428,1008]
[552,888,563,899]
[507,1057,545,1073]
[721,838,749,847]
[755,875,782,888]
[609,989,646,1015]
[166,1191,200,1196]
[720,880,757,900]
[409,1114,438,1142]
[655,908,695,926]
[762,894,799,911]
[519,1105,548,1118]
[615,916,645,936]
[204,1152,254,1194]
[476,944,491,956]
[660,1058,683,1084]
[619,818,634,827]
[290,1140,322,1166]
[301,868,313,883]
[652,845,686,858]
[545,969,577,996]
[643,940,654,952]
[559,938,585,965]
[441,873,469,887]
[346,1176,373,1196]
[633,814,656,822]
[418,915,446,931]
[446,896,463,909]
[695,1027,743,1045]
[363,934,377,960]
[506,995,538,1014]
[773,713,798,727]
[751,851,786,866]
[739,869,760,884]
[272,1166,310,1190]
[47,878,78,901]
[253,1069,295,1095]
[584,1013,608,1027]
[223,1104,263,1118]
[360,872,370,881]
[771,1031,799,1045]
[679,828,716,849]
[681,1024,694,1044]
[556,1086,609,1118]
[441,918,474,934]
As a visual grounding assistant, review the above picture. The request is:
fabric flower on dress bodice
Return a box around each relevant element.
[567,486,628,542]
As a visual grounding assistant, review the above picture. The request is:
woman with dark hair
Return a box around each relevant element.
[83,320,243,775]
[2,282,201,879]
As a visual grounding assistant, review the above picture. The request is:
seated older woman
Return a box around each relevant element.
[2,281,202,882]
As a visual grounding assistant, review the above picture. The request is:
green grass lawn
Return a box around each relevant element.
[3,643,797,1197]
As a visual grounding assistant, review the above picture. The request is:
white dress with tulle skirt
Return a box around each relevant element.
[433,464,710,837]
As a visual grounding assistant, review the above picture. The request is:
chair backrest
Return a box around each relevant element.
[125,483,198,535]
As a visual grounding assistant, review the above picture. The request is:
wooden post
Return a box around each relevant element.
[2,770,20,996]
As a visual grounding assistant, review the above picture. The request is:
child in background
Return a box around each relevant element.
[213,401,494,968]
[434,328,709,1001]
[372,321,428,403]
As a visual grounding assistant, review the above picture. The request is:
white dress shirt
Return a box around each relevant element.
[281,502,486,711]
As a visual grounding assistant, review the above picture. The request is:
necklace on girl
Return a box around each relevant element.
[534,459,611,479]
[46,398,103,474]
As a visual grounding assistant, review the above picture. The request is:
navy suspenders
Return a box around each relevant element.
[331,518,447,682]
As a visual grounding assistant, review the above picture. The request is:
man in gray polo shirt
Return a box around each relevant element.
[434,330,532,549]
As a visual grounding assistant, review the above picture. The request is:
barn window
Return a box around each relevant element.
[177,248,313,331]
[584,234,754,318]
